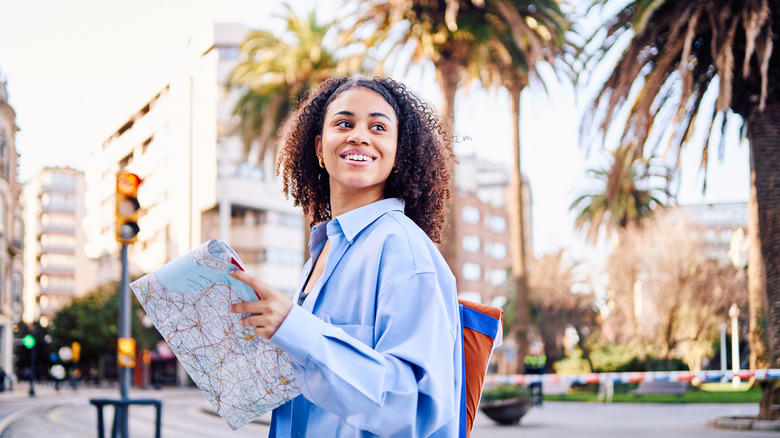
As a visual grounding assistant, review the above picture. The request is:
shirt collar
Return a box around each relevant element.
[315,198,404,244]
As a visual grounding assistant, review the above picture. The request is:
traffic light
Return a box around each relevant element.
[22,334,35,349]
[71,341,81,362]
[115,171,141,245]
[117,337,136,368]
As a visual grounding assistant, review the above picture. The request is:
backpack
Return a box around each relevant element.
[458,299,503,438]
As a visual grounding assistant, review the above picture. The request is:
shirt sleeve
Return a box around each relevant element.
[270,271,459,436]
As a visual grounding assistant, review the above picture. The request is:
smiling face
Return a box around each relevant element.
[316,87,398,212]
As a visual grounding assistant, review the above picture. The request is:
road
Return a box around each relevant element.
[0,385,777,437]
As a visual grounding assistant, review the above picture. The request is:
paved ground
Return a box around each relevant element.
[1,384,778,437]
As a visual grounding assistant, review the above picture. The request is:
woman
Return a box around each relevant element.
[230,76,462,437]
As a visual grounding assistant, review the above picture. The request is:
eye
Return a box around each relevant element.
[336,120,353,128]
[371,123,387,132]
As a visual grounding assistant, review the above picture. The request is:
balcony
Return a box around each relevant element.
[41,183,76,194]
[40,245,75,255]
[40,225,75,235]
[41,203,75,214]
[39,265,74,276]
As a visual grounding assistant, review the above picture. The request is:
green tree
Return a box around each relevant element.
[344,0,569,372]
[580,0,779,419]
[570,144,672,242]
[50,283,159,381]
[227,4,346,166]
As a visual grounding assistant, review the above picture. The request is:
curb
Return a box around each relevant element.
[708,416,780,432]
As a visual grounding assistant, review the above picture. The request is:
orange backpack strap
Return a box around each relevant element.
[458,299,503,437]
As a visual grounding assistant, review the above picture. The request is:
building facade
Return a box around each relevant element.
[453,154,531,307]
[0,73,23,376]
[21,167,87,325]
[83,22,304,297]
[676,202,749,264]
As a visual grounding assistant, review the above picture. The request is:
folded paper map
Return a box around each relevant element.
[130,239,300,429]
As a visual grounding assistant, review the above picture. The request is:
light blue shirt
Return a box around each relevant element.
[268,198,463,437]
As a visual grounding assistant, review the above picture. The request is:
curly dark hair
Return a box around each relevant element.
[277,76,455,243]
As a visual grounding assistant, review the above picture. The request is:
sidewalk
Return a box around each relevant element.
[2,384,779,437]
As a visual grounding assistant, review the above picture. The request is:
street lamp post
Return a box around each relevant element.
[719,322,727,382]
[728,303,741,387]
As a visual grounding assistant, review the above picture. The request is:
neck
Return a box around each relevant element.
[329,185,385,218]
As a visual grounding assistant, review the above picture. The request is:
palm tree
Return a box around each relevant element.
[580,0,779,419]
[570,145,673,242]
[227,4,346,166]
[343,0,569,373]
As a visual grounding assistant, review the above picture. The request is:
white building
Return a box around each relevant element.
[84,23,304,297]
[21,167,87,325]
[0,72,23,376]
[677,202,749,264]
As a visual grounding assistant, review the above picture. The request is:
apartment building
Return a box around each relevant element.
[454,154,532,306]
[0,74,23,375]
[21,167,87,325]
[83,23,304,298]
[677,202,749,264]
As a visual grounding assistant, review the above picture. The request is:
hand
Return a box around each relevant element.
[229,270,293,339]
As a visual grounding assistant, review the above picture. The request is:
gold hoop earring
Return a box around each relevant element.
[318,156,325,168]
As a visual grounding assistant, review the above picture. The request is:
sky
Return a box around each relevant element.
[0,0,751,258]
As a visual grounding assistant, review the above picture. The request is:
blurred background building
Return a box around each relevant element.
[454,154,531,307]
[677,202,749,265]
[83,23,304,299]
[21,167,87,325]
[0,72,23,375]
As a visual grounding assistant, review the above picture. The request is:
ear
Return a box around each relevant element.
[315,135,322,158]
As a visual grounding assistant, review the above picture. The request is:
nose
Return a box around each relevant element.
[347,129,369,145]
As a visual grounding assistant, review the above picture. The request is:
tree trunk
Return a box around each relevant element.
[747,101,780,420]
[508,85,531,373]
[434,58,461,297]
[748,152,769,370]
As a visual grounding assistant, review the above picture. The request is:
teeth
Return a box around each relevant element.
[344,154,373,162]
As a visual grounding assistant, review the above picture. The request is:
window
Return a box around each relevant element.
[486,268,507,286]
[462,205,480,224]
[462,263,481,281]
[488,242,507,259]
[462,235,480,253]
[276,212,303,228]
[485,214,506,233]
[266,248,303,267]
[218,45,240,60]
[490,295,507,308]
[458,291,482,303]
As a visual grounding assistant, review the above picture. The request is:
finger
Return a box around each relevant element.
[229,269,275,300]
[240,314,267,327]
[230,300,264,314]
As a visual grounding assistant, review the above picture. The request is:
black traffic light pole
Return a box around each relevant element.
[91,171,162,438]
[28,346,35,397]
[117,243,131,438]
[119,243,131,400]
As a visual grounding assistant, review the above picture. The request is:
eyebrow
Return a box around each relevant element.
[332,110,394,122]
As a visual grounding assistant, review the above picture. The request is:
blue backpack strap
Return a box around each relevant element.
[459,304,467,438]
[461,304,500,339]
